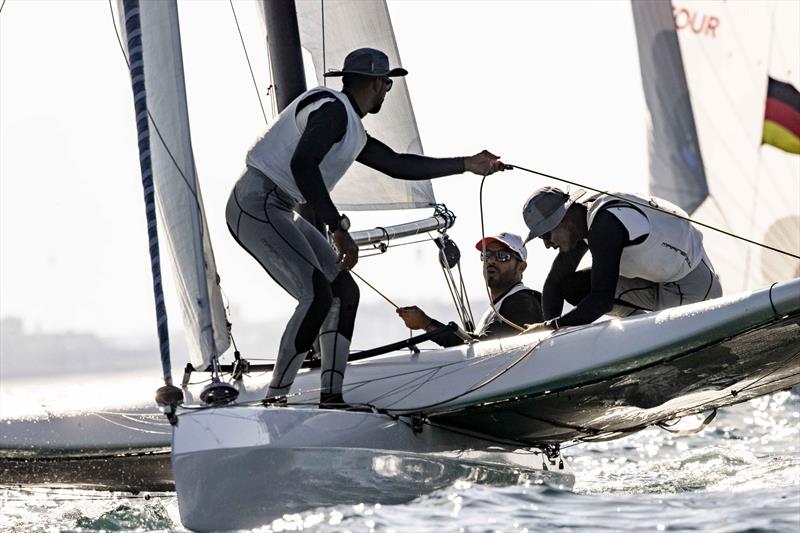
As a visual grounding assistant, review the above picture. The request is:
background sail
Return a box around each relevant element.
[631,1,708,213]
[117,0,230,369]
[633,0,800,293]
[295,0,436,211]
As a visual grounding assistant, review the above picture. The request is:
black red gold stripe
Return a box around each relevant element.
[763,77,800,154]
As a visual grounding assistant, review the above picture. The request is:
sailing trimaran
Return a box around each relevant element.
[2,0,799,530]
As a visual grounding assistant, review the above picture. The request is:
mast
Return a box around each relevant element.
[263,0,307,111]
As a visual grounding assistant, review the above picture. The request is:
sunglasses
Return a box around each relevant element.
[480,249,516,263]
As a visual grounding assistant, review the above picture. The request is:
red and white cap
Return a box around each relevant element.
[474,232,527,261]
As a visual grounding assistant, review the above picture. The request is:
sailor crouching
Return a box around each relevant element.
[521,187,722,333]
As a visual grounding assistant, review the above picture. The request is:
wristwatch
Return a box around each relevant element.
[331,213,350,232]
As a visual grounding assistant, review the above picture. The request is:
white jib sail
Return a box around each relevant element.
[294,0,437,211]
[634,1,800,293]
[116,0,230,369]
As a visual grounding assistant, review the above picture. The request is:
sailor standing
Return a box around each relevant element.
[520,187,722,332]
[226,48,506,407]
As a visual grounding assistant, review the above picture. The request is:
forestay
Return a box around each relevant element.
[294,0,436,211]
[115,0,229,369]
[632,0,800,294]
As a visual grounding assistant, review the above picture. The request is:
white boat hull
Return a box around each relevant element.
[2,279,798,494]
[173,406,572,532]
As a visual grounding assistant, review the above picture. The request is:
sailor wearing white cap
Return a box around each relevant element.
[397,232,542,346]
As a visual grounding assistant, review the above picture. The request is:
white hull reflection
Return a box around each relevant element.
[173,406,572,532]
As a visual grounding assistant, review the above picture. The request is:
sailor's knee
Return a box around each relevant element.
[309,270,334,317]
[332,272,360,308]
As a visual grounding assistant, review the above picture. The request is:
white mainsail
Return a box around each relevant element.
[116,0,229,370]
[295,0,436,211]
[633,0,800,294]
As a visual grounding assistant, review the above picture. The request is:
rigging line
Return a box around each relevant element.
[344,347,515,393]
[357,237,437,259]
[435,244,468,327]
[452,269,472,330]
[478,174,526,332]
[355,346,522,407]
[509,163,800,260]
[522,331,800,443]
[629,369,800,441]
[364,367,444,405]
[439,257,469,330]
[383,337,545,415]
[457,262,476,330]
[730,348,800,398]
[437,238,473,331]
[358,250,391,259]
[0,0,6,15]
[229,0,269,127]
[363,236,435,251]
[351,270,399,309]
[108,1,204,217]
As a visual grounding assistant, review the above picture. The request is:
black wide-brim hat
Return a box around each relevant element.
[324,47,408,78]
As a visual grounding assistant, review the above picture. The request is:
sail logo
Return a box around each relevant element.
[673,7,719,38]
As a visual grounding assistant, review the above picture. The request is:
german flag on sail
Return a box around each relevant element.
[762,77,800,154]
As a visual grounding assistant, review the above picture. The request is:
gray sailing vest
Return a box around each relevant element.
[586,192,706,282]
[474,282,531,334]
[246,87,367,203]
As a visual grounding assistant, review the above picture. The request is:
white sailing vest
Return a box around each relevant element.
[474,283,531,334]
[586,192,706,282]
[246,87,367,203]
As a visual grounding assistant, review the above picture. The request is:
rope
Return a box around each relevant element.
[382,336,546,415]
[457,262,476,331]
[478,174,526,332]
[657,409,717,436]
[119,0,172,386]
[351,270,399,309]
[508,163,800,260]
[438,257,469,330]
[229,0,269,127]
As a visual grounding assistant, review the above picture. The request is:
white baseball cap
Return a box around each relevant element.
[474,232,527,261]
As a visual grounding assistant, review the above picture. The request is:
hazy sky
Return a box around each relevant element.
[0,0,648,354]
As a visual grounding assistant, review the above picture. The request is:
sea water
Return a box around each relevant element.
[1,391,798,532]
